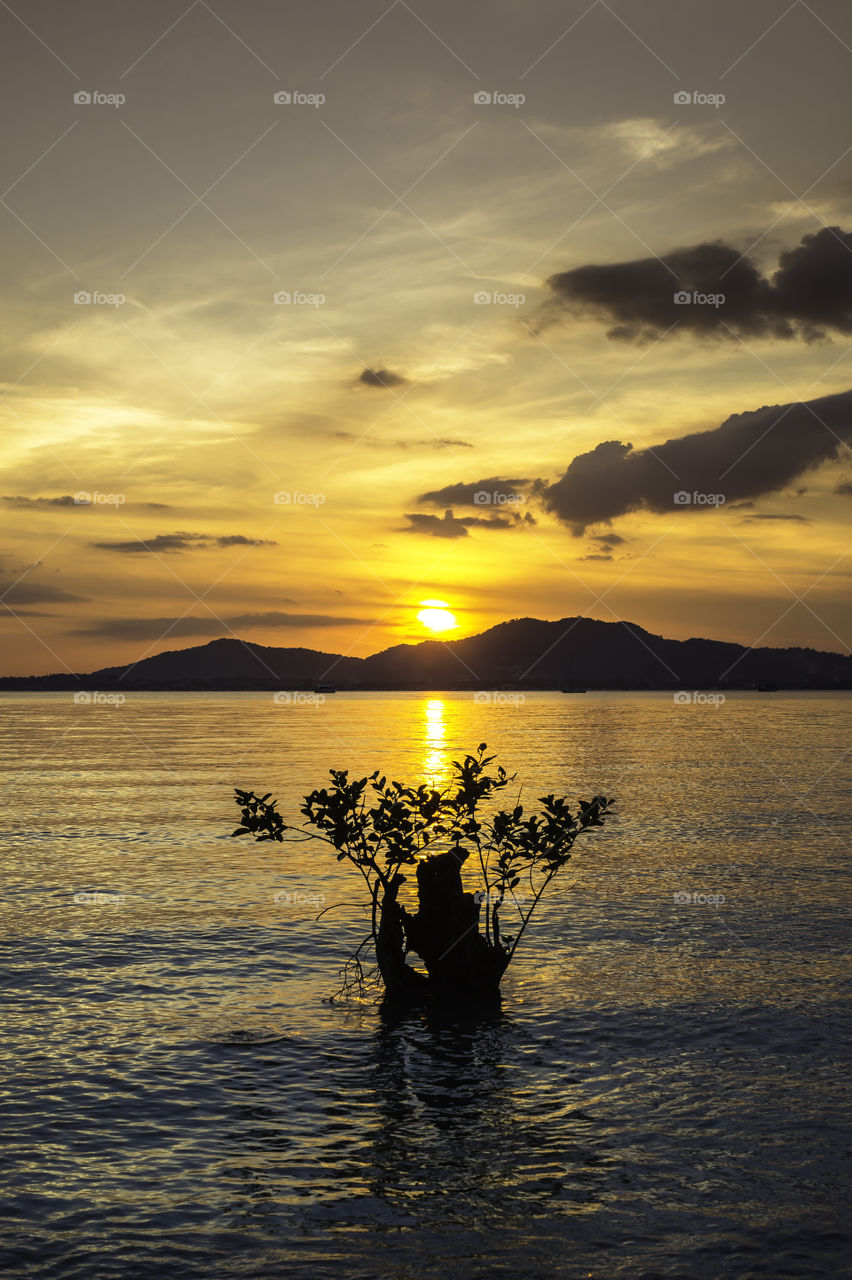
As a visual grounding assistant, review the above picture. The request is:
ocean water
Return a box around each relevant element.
[1,690,849,1279]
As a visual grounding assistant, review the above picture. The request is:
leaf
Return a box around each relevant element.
[230,827,249,837]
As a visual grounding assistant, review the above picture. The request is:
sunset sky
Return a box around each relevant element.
[2,0,851,675]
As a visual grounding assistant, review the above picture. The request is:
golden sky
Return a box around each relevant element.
[1,0,851,675]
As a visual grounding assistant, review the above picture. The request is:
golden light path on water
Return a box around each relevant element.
[422,697,448,784]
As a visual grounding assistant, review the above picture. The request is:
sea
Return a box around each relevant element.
[1,690,849,1279]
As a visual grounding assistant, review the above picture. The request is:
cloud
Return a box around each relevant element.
[228,610,362,627]
[402,509,516,538]
[578,553,613,562]
[835,481,852,497]
[739,514,812,523]
[0,581,87,604]
[215,535,277,547]
[540,227,852,342]
[358,367,407,389]
[90,532,277,553]
[73,611,370,640]
[539,389,852,533]
[3,496,172,510]
[334,431,472,450]
[418,477,532,506]
[3,494,79,507]
[772,228,852,339]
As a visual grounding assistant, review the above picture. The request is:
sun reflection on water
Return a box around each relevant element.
[421,697,449,786]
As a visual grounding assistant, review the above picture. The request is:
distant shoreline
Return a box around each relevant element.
[1,680,850,693]
[3,618,850,692]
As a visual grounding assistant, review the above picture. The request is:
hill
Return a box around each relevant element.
[1,617,850,690]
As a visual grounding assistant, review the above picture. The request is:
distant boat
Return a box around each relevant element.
[562,653,585,693]
[757,681,778,692]
[314,684,336,694]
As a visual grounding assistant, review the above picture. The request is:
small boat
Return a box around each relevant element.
[562,654,585,693]
[313,684,336,694]
[757,681,778,692]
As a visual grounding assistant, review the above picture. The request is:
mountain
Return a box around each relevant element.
[84,637,365,688]
[1,617,850,690]
[360,617,852,689]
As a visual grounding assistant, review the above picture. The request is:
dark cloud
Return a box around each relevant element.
[541,228,852,342]
[3,494,78,507]
[772,229,852,339]
[539,389,852,534]
[91,533,198,553]
[739,514,812,523]
[91,532,277,553]
[358,367,407,389]
[591,534,626,551]
[215,535,277,547]
[72,611,369,640]
[418,477,531,507]
[0,581,86,604]
[3,496,172,510]
[578,553,613,562]
[836,481,852,497]
[402,509,516,539]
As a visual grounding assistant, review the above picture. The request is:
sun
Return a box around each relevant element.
[417,599,457,633]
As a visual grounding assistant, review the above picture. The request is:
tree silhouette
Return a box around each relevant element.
[231,743,614,1001]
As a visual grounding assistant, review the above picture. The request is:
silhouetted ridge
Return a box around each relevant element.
[1,616,849,689]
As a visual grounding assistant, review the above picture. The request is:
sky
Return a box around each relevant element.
[1,0,851,675]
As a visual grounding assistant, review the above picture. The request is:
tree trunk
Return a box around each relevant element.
[401,847,509,998]
[375,872,429,1000]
